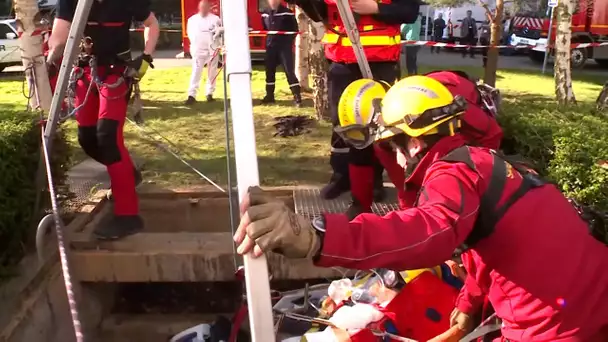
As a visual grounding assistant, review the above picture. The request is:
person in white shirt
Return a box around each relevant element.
[185,0,222,105]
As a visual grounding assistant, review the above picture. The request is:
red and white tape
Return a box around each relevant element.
[402,40,608,49]
[129,28,608,50]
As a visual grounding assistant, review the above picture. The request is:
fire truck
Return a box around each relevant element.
[181,0,270,60]
[510,0,608,69]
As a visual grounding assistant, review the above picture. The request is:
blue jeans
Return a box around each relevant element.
[400,45,420,76]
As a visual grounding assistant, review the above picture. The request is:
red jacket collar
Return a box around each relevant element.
[404,134,467,187]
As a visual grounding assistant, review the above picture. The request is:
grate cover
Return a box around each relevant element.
[293,188,400,219]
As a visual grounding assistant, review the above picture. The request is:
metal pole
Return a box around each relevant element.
[43,0,95,151]
[221,0,274,340]
[542,6,554,74]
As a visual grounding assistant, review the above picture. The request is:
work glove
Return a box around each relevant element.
[130,53,154,79]
[233,186,319,259]
[449,308,474,333]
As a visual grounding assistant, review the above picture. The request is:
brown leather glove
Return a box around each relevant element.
[449,308,474,334]
[233,186,319,259]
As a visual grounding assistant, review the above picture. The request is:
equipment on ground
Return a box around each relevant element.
[273,115,315,137]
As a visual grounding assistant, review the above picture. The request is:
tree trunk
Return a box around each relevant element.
[484,0,503,87]
[14,0,53,113]
[554,0,576,105]
[295,7,311,91]
[308,21,329,120]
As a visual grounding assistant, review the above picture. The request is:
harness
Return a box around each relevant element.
[434,146,547,255]
[61,37,143,123]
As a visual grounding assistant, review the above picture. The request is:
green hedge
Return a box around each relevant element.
[499,98,608,213]
[0,111,71,274]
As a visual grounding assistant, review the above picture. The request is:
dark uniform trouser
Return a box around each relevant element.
[264,44,301,99]
[327,61,398,208]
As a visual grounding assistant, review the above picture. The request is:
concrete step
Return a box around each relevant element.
[68,187,403,283]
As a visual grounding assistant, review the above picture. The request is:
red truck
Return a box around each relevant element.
[180,0,270,60]
[510,0,608,69]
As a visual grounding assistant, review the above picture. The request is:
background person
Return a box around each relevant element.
[460,10,477,58]
[185,0,222,105]
[287,0,420,219]
[430,13,445,54]
[400,12,422,76]
[260,0,302,107]
[49,0,159,240]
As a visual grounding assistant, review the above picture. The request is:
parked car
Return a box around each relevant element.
[0,19,20,73]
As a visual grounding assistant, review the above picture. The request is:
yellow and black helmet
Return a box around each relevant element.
[376,75,467,141]
[334,79,390,149]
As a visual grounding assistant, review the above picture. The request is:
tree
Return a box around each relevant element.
[295,7,311,91]
[14,0,53,112]
[554,0,577,104]
[425,0,505,86]
[308,21,330,120]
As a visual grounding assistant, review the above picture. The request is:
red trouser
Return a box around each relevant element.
[373,144,413,209]
[74,65,138,216]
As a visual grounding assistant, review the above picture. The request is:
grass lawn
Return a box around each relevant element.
[0,64,605,189]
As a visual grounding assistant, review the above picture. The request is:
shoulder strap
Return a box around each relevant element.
[438,147,547,255]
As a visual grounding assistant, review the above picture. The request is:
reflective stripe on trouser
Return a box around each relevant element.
[265,44,300,96]
[188,52,219,97]
[74,66,138,216]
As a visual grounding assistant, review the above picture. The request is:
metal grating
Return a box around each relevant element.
[293,188,400,219]
[65,158,110,204]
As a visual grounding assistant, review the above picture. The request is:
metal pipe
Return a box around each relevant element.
[220,0,274,340]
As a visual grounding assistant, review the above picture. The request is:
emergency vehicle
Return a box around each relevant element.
[0,19,20,73]
[510,0,608,68]
[181,0,271,60]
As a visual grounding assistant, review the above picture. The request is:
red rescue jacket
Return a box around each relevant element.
[318,135,608,341]
[322,0,401,64]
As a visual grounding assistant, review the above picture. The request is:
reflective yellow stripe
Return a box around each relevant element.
[322,34,401,46]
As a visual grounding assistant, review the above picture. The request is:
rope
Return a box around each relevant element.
[219,46,239,270]
[39,122,85,342]
[125,117,226,193]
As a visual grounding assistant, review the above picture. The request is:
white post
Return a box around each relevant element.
[542,3,556,74]
[221,0,275,341]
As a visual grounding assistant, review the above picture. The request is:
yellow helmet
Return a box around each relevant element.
[335,79,389,149]
[377,75,467,141]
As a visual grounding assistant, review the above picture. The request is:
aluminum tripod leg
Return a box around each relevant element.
[43,0,95,151]
[334,0,373,78]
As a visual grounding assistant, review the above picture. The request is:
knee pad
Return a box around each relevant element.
[96,119,122,165]
[78,126,100,159]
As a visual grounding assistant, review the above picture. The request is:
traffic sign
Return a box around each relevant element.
[548,0,558,8]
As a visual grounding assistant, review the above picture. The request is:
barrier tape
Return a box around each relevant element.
[130,28,608,50]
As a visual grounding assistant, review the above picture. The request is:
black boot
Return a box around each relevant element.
[321,152,350,200]
[206,94,215,102]
[373,162,386,202]
[261,84,276,104]
[291,84,303,107]
[346,198,373,221]
[93,214,144,240]
[107,167,143,200]
[185,96,196,105]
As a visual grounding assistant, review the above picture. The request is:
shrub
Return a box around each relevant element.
[0,110,71,273]
[499,97,608,213]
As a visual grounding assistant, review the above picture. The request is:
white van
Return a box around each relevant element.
[0,19,21,73]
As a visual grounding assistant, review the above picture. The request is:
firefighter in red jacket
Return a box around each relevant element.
[234,76,608,341]
[48,0,159,240]
[353,70,503,208]
[287,0,420,219]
